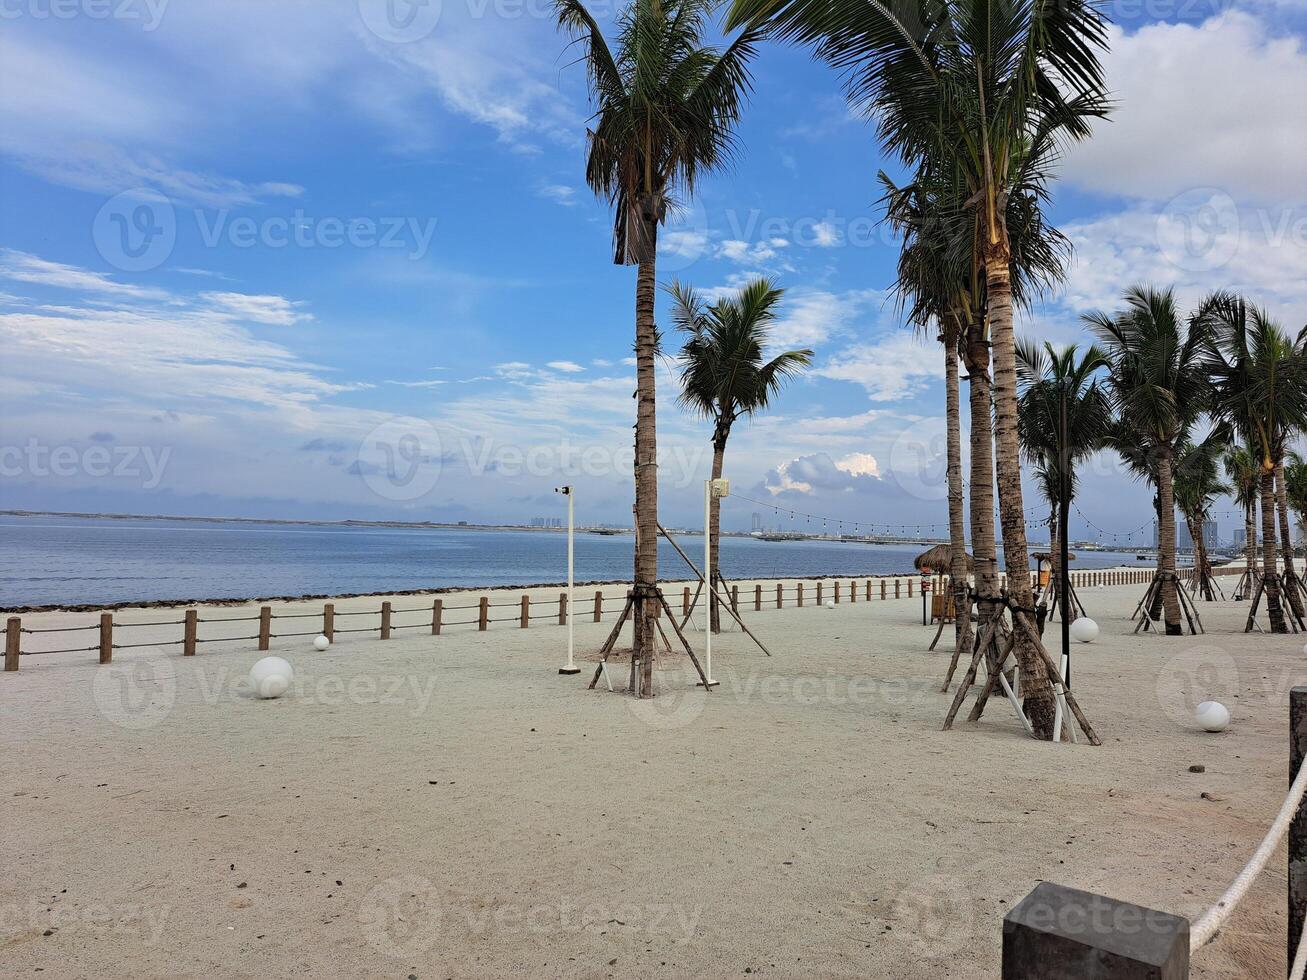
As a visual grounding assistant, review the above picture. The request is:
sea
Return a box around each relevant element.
[0,514,1154,608]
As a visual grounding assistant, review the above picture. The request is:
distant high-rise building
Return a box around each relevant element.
[1203,520,1218,548]
[751,512,763,532]
[1233,528,1247,549]
[1177,522,1193,551]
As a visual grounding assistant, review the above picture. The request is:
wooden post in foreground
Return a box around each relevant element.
[816,582,823,605]
[98,613,113,664]
[4,617,18,672]
[431,599,442,635]
[797,584,804,608]
[183,610,198,656]
[865,579,872,600]
[895,580,901,599]
[775,583,782,609]
[755,585,762,612]
[558,592,567,626]
[520,595,530,628]
[683,587,691,617]
[478,597,489,631]
[323,603,335,642]
[258,606,271,651]
[593,591,602,623]
[380,601,392,640]
[1290,686,1307,975]
[881,580,887,600]
[850,580,856,603]
[1002,881,1189,978]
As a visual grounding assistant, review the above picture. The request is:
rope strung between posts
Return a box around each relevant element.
[1190,754,1307,951]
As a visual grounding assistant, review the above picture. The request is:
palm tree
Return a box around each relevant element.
[1286,453,1307,552]
[555,0,763,691]
[1086,286,1209,635]
[1224,444,1262,597]
[1173,433,1230,601]
[670,277,813,631]
[1201,293,1307,633]
[728,0,1111,739]
[1015,340,1112,619]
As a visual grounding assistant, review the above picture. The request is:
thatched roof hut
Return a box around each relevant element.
[1032,551,1077,563]
[914,544,975,573]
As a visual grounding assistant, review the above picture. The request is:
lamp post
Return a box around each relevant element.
[556,485,579,675]
[1059,384,1072,688]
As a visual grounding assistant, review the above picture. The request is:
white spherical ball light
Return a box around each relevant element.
[1195,700,1231,733]
[313,634,330,651]
[825,599,835,610]
[249,656,294,699]
[1069,617,1099,643]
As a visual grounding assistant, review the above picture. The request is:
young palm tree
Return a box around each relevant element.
[1015,340,1113,618]
[1224,444,1262,597]
[1173,433,1230,601]
[1086,286,1209,635]
[1200,293,1307,632]
[1286,453,1307,551]
[555,0,763,691]
[669,277,813,632]
[728,0,1111,739]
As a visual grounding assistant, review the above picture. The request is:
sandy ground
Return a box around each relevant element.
[1,575,1299,979]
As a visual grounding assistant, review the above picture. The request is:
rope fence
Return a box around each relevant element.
[2,567,1158,672]
[1002,684,1307,978]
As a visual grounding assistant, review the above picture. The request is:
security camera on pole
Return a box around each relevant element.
[555,485,580,675]
[702,477,729,687]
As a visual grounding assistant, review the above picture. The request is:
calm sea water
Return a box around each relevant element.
[0,515,1153,608]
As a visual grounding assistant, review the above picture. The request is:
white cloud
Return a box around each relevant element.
[1062,12,1307,205]
[200,292,312,326]
[546,360,585,373]
[836,452,881,478]
[0,249,168,300]
[814,331,942,401]
[538,184,577,206]
[769,287,886,350]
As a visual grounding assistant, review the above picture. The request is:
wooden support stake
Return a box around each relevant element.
[755,584,762,612]
[776,583,783,609]
[258,606,271,651]
[520,595,530,629]
[895,580,901,599]
[381,601,392,639]
[797,583,804,608]
[478,596,489,631]
[593,591,602,623]
[323,603,334,642]
[881,580,887,600]
[431,599,442,635]
[558,592,567,626]
[99,612,112,665]
[4,617,18,672]
[683,587,691,617]
[816,582,823,605]
[184,609,197,656]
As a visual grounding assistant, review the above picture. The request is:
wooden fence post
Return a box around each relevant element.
[732,586,739,613]
[4,617,18,672]
[594,591,603,623]
[559,592,567,626]
[258,606,271,651]
[776,583,783,609]
[99,612,112,664]
[520,595,530,628]
[184,609,197,656]
[797,584,804,608]
[816,582,823,605]
[754,584,762,612]
[865,579,872,601]
[881,580,887,600]
[908,578,914,598]
[850,580,856,603]
[381,601,392,639]
[478,597,489,631]
[431,599,443,635]
[895,580,901,599]
[323,603,335,642]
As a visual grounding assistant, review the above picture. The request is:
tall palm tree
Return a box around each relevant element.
[1173,433,1230,601]
[1286,453,1307,552]
[728,0,1111,739]
[670,277,813,631]
[1015,340,1112,618]
[1086,286,1210,635]
[1224,444,1262,596]
[555,0,763,691]
[1201,293,1307,633]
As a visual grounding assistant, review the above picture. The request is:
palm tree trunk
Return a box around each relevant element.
[964,322,1001,646]
[1154,446,1183,634]
[633,218,660,694]
[708,432,727,634]
[1244,501,1257,587]
[1262,466,1287,633]
[1276,460,1305,621]
[943,334,972,655]
[986,260,1057,738]
[1047,507,1059,614]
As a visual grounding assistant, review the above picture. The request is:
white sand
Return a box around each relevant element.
[1,576,1297,978]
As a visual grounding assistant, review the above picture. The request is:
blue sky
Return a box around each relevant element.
[1,0,1305,542]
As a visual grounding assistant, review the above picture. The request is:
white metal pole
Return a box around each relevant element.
[559,487,579,675]
[704,478,714,685]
